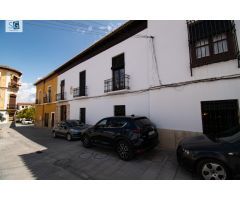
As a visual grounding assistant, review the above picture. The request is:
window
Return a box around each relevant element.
[79,108,86,124]
[213,33,228,54]
[114,105,126,116]
[108,118,128,128]
[47,86,52,102]
[60,80,65,100]
[112,53,125,91]
[187,20,238,68]
[195,39,210,59]
[201,100,239,137]
[96,119,108,128]
[38,90,42,104]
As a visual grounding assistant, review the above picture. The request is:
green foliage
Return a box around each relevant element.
[0,112,6,122]
[17,107,35,120]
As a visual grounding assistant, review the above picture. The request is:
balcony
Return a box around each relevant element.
[104,74,130,93]
[56,92,66,101]
[43,95,52,103]
[7,104,18,110]
[73,87,88,98]
[35,99,41,104]
[8,82,20,92]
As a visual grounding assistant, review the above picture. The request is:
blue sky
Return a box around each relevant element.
[0,20,125,102]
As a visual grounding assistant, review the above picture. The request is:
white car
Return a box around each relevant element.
[22,120,33,125]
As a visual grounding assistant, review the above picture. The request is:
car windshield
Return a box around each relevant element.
[134,117,153,127]
[67,120,83,127]
[218,127,240,143]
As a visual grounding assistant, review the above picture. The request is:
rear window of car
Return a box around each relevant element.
[134,117,153,127]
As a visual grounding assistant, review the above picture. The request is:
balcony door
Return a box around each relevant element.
[9,94,16,109]
[60,80,65,100]
[79,71,86,96]
[112,53,125,91]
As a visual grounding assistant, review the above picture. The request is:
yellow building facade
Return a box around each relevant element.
[0,65,22,123]
[34,72,58,128]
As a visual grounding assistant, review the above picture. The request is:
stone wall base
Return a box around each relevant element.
[157,128,201,150]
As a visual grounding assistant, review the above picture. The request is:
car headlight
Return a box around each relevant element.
[182,148,191,156]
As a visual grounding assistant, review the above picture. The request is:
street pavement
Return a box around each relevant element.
[0,123,196,180]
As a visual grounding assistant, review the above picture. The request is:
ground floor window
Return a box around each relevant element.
[201,99,239,137]
[79,108,86,124]
[114,105,125,116]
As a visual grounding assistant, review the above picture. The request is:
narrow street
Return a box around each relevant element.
[0,123,195,180]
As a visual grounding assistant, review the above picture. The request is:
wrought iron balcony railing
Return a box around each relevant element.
[35,99,41,104]
[104,74,130,93]
[43,95,52,103]
[73,87,88,98]
[56,92,66,101]
[8,82,20,91]
[7,104,18,109]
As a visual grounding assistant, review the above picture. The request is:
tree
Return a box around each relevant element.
[16,107,35,120]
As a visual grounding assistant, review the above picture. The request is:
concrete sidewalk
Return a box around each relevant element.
[0,124,196,180]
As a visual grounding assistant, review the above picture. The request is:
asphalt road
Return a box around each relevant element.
[0,123,195,180]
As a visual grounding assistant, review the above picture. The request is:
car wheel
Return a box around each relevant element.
[52,131,57,138]
[197,159,229,180]
[66,133,72,141]
[116,140,134,161]
[82,135,91,148]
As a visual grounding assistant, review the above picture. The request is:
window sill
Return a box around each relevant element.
[105,89,130,95]
[191,55,237,68]
[73,96,88,100]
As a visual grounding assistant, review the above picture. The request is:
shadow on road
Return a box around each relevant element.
[7,125,195,180]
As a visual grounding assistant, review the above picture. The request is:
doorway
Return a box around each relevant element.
[201,99,239,137]
[51,112,55,127]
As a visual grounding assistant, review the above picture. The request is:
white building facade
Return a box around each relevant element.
[55,21,240,148]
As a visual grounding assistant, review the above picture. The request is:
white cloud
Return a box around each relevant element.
[98,22,124,33]
[17,82,36,103]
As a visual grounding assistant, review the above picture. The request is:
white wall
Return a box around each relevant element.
[147,20,240,85]
[150,79,240,132]
[58,28,149,98]
[57,20,240,132]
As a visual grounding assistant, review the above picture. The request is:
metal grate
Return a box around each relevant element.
[56,92,66,101]
[186,20,240,73]
[104,74,130,93]
[73,86,88,97]
[201,99,239,137]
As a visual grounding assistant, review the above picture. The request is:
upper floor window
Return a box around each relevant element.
[47,86,52,102]
[112,53,125,91]
[187,20,239,68]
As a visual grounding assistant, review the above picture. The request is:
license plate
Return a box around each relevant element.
[148,131,155,136]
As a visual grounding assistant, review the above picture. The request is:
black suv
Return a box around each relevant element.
[81,116,159,160]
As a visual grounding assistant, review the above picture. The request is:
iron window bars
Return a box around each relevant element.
[187,20,240,74]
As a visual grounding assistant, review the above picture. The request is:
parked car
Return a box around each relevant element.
[52,120,89,141]
[81,116,159,161]
[177,127,240,180]
[22,119,33,125]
